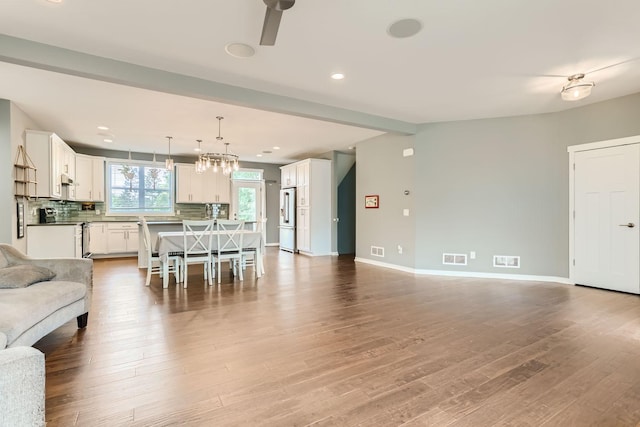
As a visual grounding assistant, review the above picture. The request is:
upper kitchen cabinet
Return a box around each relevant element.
[175,164,206,203]
[75,154,105,202]
[212,173,231,204]
[176,164,230,204]
[25,130,64,199]
[60,143,76,200]
[280,164,297,188]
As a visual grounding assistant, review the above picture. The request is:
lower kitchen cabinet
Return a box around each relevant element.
[27,224,83,258]
[88,222,138,255]
[88,223,108,254]
[106,223,138,253]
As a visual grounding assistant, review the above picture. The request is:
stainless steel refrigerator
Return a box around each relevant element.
[279,187,296,252]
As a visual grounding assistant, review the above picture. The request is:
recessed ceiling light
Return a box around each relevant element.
[103,138,113,143]
[388,18,423,38]
[273,146,280,150]
[97,126,109,131]
[331,73,345,80]
[225,43,255,59]
[256,154,263,157]
[46,0,63,3]
[348,146,355,150]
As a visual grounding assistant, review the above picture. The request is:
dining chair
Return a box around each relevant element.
[181,219,215,288]
[241,218,265,275]
[213,220,245,284]
[140,217,181,286]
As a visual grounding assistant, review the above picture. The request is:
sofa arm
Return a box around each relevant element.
[0,347,45,426]
[0,243,92,291]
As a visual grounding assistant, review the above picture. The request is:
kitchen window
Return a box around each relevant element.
[105,160,174,215]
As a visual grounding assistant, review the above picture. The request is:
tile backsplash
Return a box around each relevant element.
[27,200,229,224]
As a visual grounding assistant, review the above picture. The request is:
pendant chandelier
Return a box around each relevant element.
[195,116,239,175]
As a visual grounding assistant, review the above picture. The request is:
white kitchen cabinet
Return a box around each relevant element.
[176,163,230,204]
[296,207,310,252]
[176,164,206,203]
[76,154,105,201]
[211,172,231,203]
[280,164,297,187]
[25,130,64,199]
[285,158,332,256]
[61,143,76,200]
[27,224,82,258]
[296,160,310,207]
[106,222,139,253]
[88,222,108,254]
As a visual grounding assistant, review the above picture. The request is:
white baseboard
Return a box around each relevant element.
[354,257,573,284]
[265,243,279,247]
[354,257,416,274]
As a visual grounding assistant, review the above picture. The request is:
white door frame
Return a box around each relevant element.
[230,179,266,239]
[567,134,640,284]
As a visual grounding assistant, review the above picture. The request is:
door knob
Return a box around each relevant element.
[618,223,635,228]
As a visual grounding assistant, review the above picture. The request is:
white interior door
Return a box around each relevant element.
[573,144,640,294]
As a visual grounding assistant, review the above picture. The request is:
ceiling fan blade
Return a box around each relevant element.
[260,7,283,46]
[586,57,640,75]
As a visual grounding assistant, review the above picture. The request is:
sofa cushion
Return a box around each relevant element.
[0,281,86,347]
[0,265,56,289]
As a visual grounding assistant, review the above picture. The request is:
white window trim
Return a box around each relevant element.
[105,158,175,216]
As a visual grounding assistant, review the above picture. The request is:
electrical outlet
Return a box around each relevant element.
[397,245,403,254]
[470,251,476,259]
[95,209,101,215]
[176,210,180,215]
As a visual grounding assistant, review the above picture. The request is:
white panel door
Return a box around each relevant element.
[574,144,639,294]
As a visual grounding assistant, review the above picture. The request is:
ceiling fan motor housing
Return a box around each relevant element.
[264,0,295,11]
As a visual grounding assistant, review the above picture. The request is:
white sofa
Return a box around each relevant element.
[0,244,93,427]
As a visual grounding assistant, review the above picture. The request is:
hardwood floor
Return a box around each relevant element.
[35,249,640,426]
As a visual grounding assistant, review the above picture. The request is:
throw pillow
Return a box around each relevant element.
[0,265,56,289]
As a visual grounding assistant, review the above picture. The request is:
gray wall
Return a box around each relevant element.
[356,91,640,278]
[356,133,415,268]
[414,113,567,276]
[0,100,43,251]
[0,100,11,245]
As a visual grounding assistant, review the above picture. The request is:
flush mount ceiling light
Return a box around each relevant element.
[331,73,345,80]
[561,74,595,101]
[194,116,239,176]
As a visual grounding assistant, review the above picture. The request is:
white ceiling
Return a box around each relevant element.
[2,0,640,163]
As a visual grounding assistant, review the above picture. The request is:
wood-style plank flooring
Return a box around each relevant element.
[35,249,640,426]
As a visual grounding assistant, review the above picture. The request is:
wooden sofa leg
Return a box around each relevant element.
[77,313,89,329]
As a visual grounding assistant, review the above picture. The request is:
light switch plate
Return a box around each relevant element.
[403,209,410,216]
